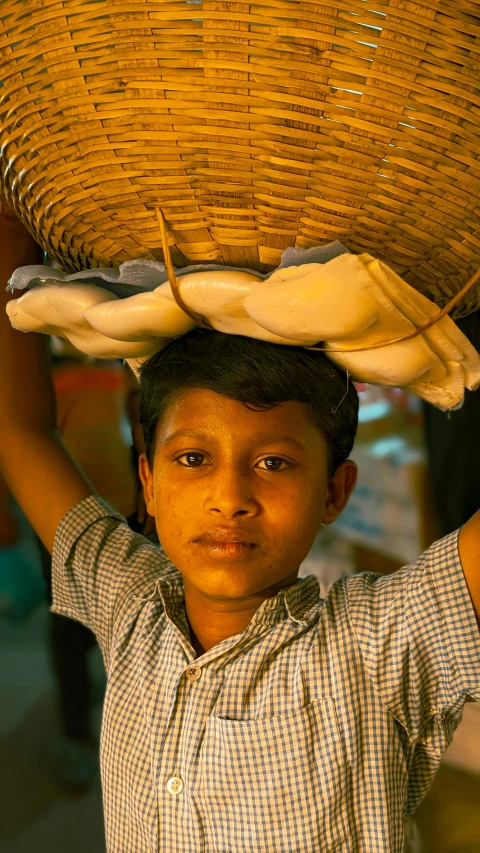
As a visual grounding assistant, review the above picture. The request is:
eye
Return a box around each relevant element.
[177,452,207,468]
[256,456,291,472]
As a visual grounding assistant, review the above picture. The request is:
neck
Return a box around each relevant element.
[186,601,258,656]
[183,572,298,656]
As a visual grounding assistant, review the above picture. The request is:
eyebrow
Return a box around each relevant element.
[162,429,211,446]
[161,429,307,452]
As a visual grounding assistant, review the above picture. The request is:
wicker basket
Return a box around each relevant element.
[1,0,480,316]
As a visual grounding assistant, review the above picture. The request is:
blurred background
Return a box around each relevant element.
[1,342,479,852]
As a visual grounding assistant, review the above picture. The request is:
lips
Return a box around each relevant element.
[194,528,257,546]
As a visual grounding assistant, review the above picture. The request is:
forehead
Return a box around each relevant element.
[155,387,327,450]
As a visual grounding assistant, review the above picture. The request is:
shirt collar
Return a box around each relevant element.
[156,565,323,632]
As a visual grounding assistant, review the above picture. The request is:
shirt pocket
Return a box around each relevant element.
[199,697,352,853]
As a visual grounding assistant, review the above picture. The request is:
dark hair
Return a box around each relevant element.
[139,330,358,477]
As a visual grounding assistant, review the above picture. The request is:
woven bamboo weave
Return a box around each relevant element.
[1,0,480,316]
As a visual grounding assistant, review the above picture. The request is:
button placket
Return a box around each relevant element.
[163,667,203,796]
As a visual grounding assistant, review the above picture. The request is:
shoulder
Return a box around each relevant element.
[54,494,169,587]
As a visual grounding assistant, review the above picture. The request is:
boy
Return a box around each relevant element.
[1,208,480,852]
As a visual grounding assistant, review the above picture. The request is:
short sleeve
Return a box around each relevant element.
[51,495,169,664]
[346,530,480,746]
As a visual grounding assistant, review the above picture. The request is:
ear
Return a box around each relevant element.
[322,460,357,525]
[138,452,156,517]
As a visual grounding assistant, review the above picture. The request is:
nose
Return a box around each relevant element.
[204,464,260,520]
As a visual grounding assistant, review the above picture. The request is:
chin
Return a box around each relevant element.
[204,576,260,601]
[190,564,270,600]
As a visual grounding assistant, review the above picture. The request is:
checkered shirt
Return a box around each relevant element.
[52,496,480,853]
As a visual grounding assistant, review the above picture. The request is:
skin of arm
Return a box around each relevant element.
[0,470,18,545]
[0,205,93,553]
[458,510,480,626]
[124,363,156,534]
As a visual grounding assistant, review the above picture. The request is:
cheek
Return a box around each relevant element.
[263,480,327,540]
[153,475,196,540]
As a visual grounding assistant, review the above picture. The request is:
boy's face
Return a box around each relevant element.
[139,388,356,602]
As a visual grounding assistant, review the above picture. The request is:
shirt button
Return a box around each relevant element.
[185,665,202,682]
[166,775,184,795]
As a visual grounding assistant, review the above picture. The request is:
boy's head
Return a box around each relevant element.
[138,330,358,600]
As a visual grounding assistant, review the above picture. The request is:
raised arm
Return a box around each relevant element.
[0,202,93,552]
[458,510,480,626]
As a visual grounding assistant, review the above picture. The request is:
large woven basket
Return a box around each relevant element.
[1,0,480,317]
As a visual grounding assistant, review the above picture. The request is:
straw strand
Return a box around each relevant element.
[156,209,212,330]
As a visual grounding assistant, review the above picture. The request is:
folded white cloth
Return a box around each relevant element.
[246,253,480,410]
[6,251,480,410]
